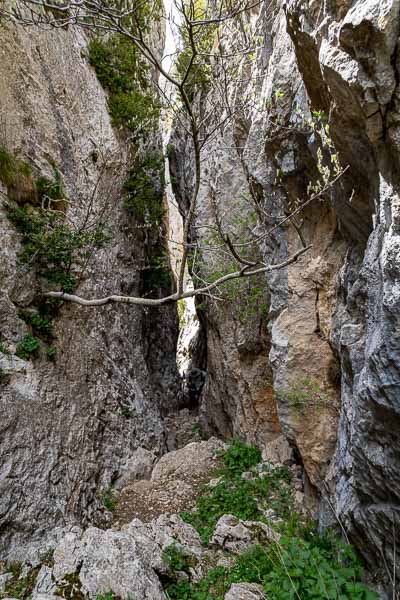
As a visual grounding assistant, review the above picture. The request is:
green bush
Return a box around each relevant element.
[46,345,57,361]
[15,334,40,360]
[123,151,165,228]
[5,202,110,293]
[19,311,53,340]
[163,538,377,600]
[88,36,159,138]
[163,544,198,576]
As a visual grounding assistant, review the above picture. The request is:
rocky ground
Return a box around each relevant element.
[0,415,380,600]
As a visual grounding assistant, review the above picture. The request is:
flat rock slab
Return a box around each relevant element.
[224,582,265,599]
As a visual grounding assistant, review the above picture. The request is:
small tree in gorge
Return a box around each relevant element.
[0,0,345,308]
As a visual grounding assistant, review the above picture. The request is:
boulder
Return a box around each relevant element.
[114,447,157,491]
[210,515,279,554]
[261,435,293,466]
[151,438,226,483]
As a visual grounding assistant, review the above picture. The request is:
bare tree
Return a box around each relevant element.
[0,0,345,307]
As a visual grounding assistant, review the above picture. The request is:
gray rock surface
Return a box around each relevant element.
[49,514,202,599]
[114,447,157,491]
[224,583,265,600]
[113,438,225,525]
[171,0,400,583]
[0,22,179,558]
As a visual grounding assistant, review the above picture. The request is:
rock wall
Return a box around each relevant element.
[172,0,400,581]
[0,23,179,558]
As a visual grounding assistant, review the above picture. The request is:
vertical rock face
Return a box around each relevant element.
[0,24,179,557]
[172,0,400,578]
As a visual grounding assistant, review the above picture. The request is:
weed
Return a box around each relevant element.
[103,486,117,512]
[181,440,292,544]
[15,334,40,360]
[56,571,84,600]
[163,544,198,576]
[46,345,57,361]
[169,440,377,600]
[276,377,337,414]
[19,310,53,340]
[219,439,261,476]
[1,563,40,599]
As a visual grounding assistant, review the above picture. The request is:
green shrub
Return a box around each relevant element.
[88,36,159,138]
[123,151,165,228]
[15,334,40,360]
[19,311,53,340]
[162,544,197,576]
[166,440,377,600]
[163,538,377,600]
[5,202,110,293]
[46,345,57,361]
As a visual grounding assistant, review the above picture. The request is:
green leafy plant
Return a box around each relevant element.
[220,438,261,475]
[15,334,40,360]
[96,594,116,600]
[19,311,53,340]
[163,537,377,600]
[46,345,57,361]
[163,544,198,576]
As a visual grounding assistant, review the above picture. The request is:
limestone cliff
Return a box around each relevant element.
[171,0,400,581]
[0,23,179,558]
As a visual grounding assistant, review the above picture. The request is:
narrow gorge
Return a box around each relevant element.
[0,0,399,599]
